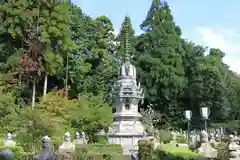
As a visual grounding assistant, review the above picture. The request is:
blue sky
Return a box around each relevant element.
[73,0,240,73]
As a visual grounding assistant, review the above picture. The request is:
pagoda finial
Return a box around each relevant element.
[123,16,131,60]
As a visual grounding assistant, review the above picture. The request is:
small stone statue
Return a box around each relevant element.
[209,133,216,143]
[59,132,75,154]
[79,132,88,144]
[0,149,14,160]
[170,131,176,141]
[233,131,240,144]
[4,133,16,147]
[73,132,81,146]
[197,130,217,158]
[33,136,56,160]
[214,131,221,142]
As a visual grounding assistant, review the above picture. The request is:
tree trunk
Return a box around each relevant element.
[43,74,48,101]
[32,77,36,109]
[65,52,69,98]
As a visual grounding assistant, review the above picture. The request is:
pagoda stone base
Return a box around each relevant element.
[108,134,144,157]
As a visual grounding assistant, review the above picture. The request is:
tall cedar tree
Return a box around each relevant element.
[135,0,186,128]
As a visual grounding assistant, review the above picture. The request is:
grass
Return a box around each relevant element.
[158,142,205,159]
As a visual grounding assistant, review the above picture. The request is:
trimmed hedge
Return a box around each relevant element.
[176,135,187,143]
[156,143,207,160]
[91,135,108,144]
[155,142,229,160]
[69,144,123,160]
[138,140,154,160]
[155,149,207,160]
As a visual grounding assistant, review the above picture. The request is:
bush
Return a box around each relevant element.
[158,129,171,143]
[91,135,108,144]
[70,144,123,160]
[138,140,154,160]
[176,135,187,143]
[155,149,208,160]
[0,146,29,160]
[216,142,229,160]
[156,143,207,160]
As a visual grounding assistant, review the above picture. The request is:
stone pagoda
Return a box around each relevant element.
[108,17,146,156]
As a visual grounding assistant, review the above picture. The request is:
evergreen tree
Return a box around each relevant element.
[135,0,186,128]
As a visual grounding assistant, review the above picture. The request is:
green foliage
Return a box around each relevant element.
[0,0,240,157]
[135,0,186,127]
[140,105,159,135]
[138,140,154,160]
[69,94,113,137]
[156,143,207,160]
[71,144,123,160]
[91,135,108,144]
[176,135,187,143]
[0,146,29,160]
[158,130,171,143]
[156,143,229,160]
[0,90,19,132]
[216,142,229,160]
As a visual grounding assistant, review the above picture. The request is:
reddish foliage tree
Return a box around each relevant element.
[20,38,43,80]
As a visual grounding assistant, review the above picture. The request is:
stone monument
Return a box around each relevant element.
[59,132,75,154]
[4,133,16,147]
[229,134,240,160]
[107,54,145,157]
[197,130,217,158]
[73,132,87,145]
[33,136,56,160]
[209,133,216,144]
[0,149,14,160]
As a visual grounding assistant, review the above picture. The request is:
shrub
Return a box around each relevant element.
[71,144,123,160]
[158,129,171,143]
[91,135,108,144]
[156,143,207,160]
[138,140,154,160]
[176,135,187,143]
[155,149,208,160]
[217,142,229,160]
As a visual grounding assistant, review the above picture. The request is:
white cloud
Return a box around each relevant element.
[196,27,240,73]
[197,27,240,54]
[222,56,240,74]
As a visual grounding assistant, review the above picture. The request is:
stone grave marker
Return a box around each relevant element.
[33,136,56,160]
[4,133,16,147]
[0,149,14,160]
[58,132,75,154]
[197,130,217,158]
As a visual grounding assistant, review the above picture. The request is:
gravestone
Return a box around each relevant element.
[229,134,240,160]
[209,133,216,144]
[0,149,14,160]
[233,131,240,144]
[4,133,16,147]
[59,132,75,154]
[197,130,217,158]
[33,136,56,160]
[73,131,87,146]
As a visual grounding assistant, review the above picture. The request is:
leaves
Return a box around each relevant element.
[0,0,240,141]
